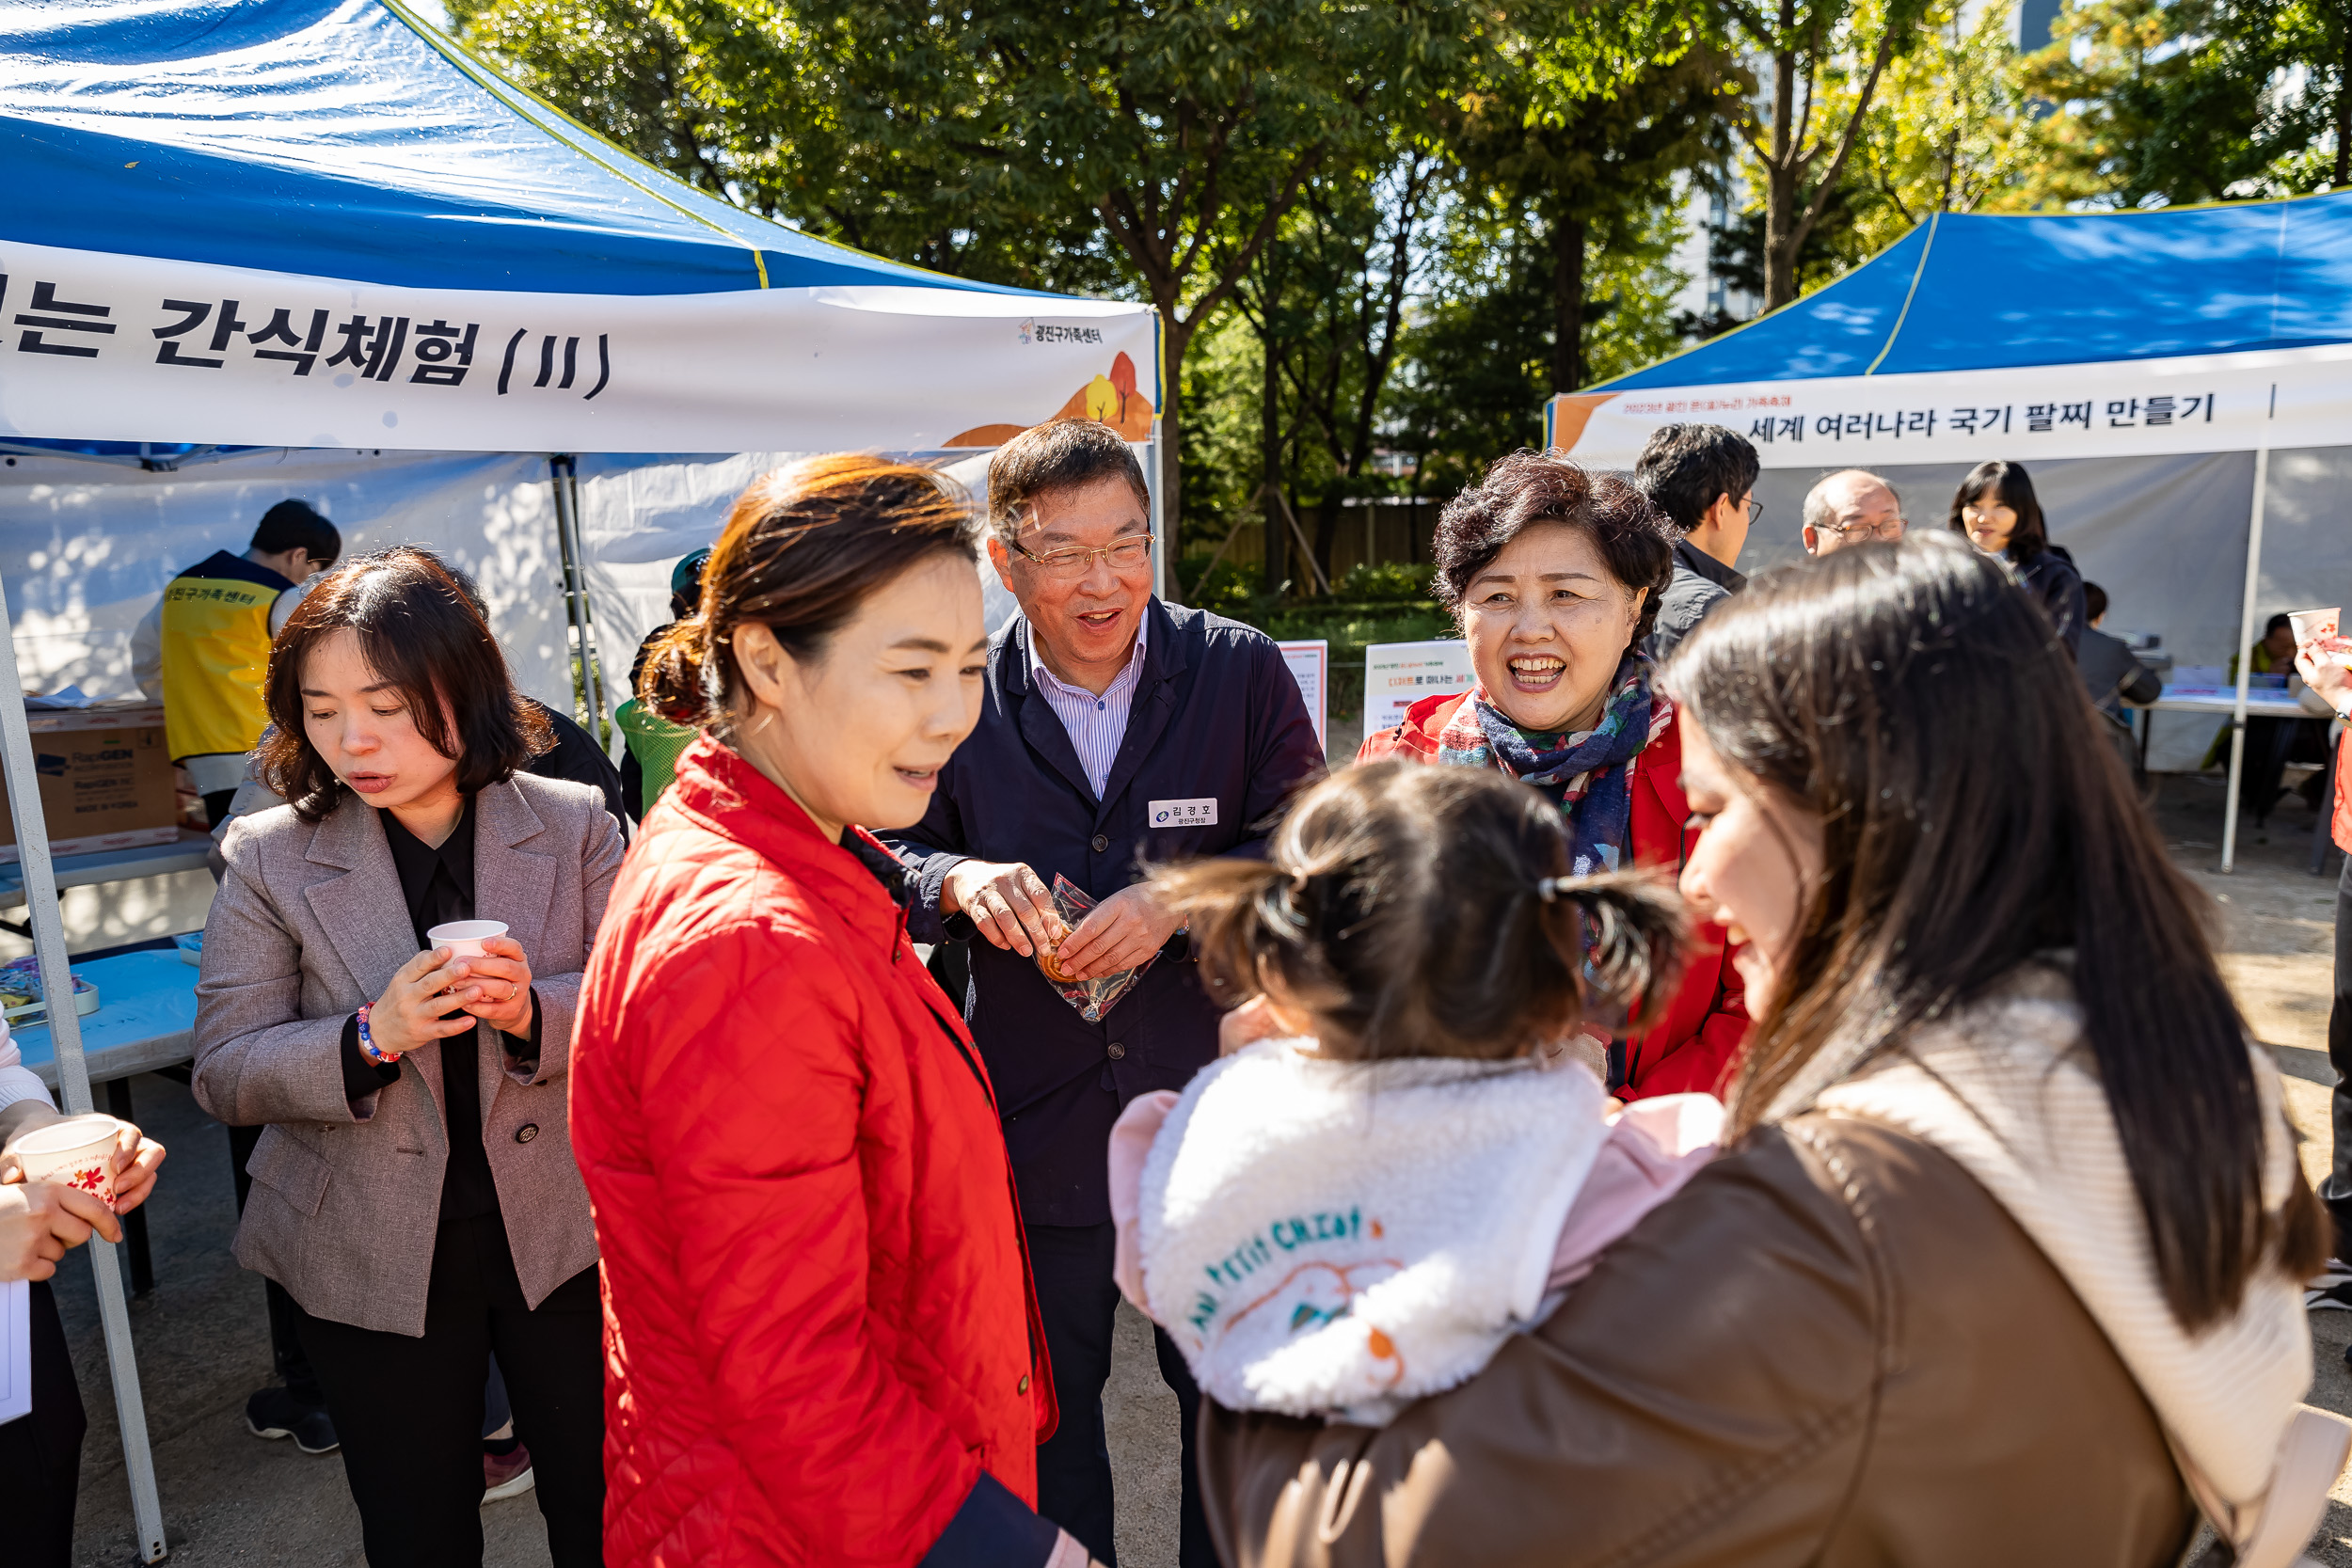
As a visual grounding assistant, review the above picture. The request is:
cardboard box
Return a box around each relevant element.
[0,702,182,863]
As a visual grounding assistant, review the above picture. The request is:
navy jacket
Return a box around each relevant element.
[888,598,1325,1227]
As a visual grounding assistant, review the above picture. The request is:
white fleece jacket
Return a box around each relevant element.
[1127,1039,1722,1426]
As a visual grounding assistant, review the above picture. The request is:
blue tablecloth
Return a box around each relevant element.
[10,949,199,1087]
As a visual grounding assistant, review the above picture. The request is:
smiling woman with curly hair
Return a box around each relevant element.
[1358,447,1749,1101]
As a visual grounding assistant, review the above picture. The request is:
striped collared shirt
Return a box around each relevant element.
[1028,616,1148,798]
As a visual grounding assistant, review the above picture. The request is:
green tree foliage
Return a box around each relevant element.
[2016,0,2352,206]
[449,1,1116,290]
[1720,0,1934,307]
[783,0,1484,517]
[1443,1,1742,390]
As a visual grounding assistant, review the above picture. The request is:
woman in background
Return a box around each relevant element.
[196,547,622,1568]
[1950,458,2086,658]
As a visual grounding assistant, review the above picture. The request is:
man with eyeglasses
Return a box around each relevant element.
[1631,423,1760,663]
[888,418,1324,1568]
[1801,468,1907,556]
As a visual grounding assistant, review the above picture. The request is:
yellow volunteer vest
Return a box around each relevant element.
[159,551,292,761]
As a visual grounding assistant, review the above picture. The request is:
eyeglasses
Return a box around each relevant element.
[1819,516,1906,540]
[1745,496,1764,523]
[1009,534,1155,579]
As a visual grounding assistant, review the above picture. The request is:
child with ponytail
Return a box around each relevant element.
[1107,761,1724,1426]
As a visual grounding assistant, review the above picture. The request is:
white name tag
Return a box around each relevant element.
[1148,797,1219,829]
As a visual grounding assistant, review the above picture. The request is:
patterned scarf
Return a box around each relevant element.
[1435,651,1671,878]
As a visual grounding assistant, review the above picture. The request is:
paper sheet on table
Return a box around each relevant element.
[0,1278,29,1424]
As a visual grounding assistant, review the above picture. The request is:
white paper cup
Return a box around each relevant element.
[13,1113,122,1212]
[2289,608,2341,646]
[426,920,509,958]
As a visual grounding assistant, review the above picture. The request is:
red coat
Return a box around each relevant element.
[572,737,1055,1567]
[1359,693,1749,1099]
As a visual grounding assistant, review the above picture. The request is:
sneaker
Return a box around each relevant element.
[483,1441,535,1504]
[2306,1258,2352,1310]
[245,1386,340,1455]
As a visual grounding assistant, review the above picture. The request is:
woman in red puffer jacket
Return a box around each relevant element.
[571,457,1079,1568]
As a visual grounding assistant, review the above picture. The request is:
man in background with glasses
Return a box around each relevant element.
[889,418,1323,1568]
[1801,468,1907,557]
[1631,422,1760,663]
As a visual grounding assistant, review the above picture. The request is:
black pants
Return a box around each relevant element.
[294,1213,605,1568]
[0,1281,87,1568]
[227,1121,326,1407]
[1029,1220,1216,1568]
[2327,853,2352,1259]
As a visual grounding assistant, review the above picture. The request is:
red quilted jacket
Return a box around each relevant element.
[572,737,1055,1566]
[1360,693,1750,1099]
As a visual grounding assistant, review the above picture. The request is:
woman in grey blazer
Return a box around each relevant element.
[194,547,623,1568]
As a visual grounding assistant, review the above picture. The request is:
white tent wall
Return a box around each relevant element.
[0,447,582,949]
[1728,449,2352,771]
[0,447,579,709]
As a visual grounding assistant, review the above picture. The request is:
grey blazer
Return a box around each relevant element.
[193,772,625,1337]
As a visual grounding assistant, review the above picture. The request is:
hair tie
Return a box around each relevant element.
[1535,877,1563,903]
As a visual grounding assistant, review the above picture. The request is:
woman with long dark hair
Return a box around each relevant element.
[194,547,623,1567]
[570,458,1081,1567]
[1950,457,2087,658]
[1200,532,2328,1566]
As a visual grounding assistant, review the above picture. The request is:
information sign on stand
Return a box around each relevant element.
[1363,640,1475,747]
[1276,641,1329,753]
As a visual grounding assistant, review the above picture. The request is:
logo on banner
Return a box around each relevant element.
[1018,317,1104,347]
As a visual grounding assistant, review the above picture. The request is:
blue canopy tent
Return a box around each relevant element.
[0,5,1160,1556]
[1553,192,2352,872]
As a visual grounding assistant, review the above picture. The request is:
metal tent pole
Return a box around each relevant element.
[2221,445,2272,875]
[548,455,610,732]
[0,571,167,1560]
[1148,418,1171,603]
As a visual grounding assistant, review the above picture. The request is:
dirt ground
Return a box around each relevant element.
[49,769,2352,1566]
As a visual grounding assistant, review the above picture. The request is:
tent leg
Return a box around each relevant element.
[2221,446,2271,876]
[0,570,167,1560]
[548,455,610,734]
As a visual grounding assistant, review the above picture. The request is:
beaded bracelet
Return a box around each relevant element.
[356,1004,401,1067]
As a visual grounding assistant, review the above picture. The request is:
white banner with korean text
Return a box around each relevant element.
[0,240,1160,454]
[1549,342,2352,470]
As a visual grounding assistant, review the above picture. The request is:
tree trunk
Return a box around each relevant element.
[2338,17,2351,189]
[1764,21,1800,310]
[1259,312,1289,598]
[1551,212,1587,393]
[1313,491,1342,591]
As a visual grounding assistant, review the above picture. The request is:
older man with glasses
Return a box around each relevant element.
[1801,468,1907,556]
[889,418,1325,1568]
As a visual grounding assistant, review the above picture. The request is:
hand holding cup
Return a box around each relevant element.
[0,1179,118,1282]
[2293,608,2352,715]
[416,920,534,1037]
[367,946,484,1057]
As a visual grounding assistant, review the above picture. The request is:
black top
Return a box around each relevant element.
[337,799,535,1224]
[523,697,628,829]
[1643,538,1750,665]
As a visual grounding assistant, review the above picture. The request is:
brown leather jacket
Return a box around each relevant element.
[1200,1115,2197,1568]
